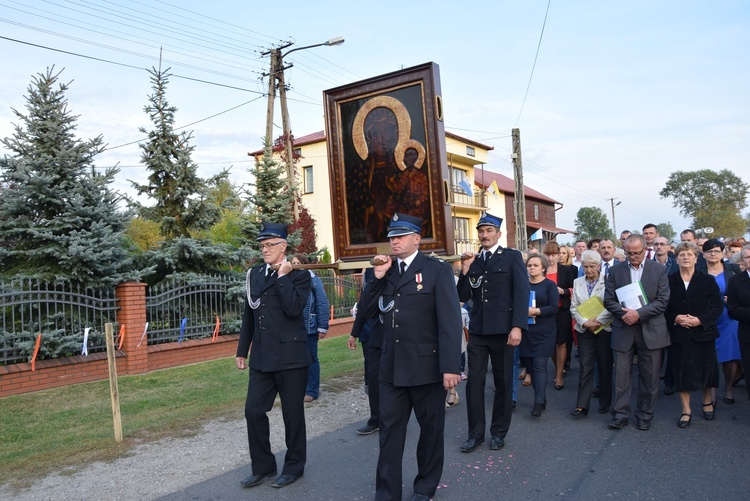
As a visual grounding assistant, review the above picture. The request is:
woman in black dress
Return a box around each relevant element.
[665,242,723,428]
[521,254,558,417]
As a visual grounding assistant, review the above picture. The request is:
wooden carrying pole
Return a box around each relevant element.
[105,323,123,443]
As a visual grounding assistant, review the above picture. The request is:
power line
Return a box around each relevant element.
[514,0,551,127]
[0,35,265,94]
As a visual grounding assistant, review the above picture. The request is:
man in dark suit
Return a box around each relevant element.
[604,234,670,431]
[456,213,529,453]
[727,244,750,400]
[360,212,462,501]
[348,266,382,435]
[236,222,312,489]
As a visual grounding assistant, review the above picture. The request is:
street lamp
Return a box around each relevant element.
[262,37,345,196]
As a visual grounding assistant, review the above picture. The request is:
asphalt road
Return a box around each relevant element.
[158,363,750,501]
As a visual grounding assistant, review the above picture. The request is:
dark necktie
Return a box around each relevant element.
[603,262,610,275]
[646,248,653,260]
[485,251,492,262]
[400,261,407,276]
[265,267,274,282]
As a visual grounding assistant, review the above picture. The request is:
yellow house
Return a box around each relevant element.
[250,131,506,260]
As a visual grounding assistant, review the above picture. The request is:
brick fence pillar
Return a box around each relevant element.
[115,281,149,375]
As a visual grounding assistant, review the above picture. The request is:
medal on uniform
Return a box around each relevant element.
[415,273,423,291]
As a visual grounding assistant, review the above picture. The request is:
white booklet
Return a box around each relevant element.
[615,281,648,309]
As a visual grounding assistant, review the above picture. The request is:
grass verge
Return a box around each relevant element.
[0,334,363,486]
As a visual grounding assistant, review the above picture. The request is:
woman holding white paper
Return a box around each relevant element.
[570,251,614,417]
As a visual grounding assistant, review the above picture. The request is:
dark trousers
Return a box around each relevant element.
[741,340,750,400]
[376,380,446,501]
[612,329,662,422]
[306,334,320,398]
[466,334,514,440]
[576,330,613,410]
[364,341,382,427]
[521,356,549,404]
[245,366,308,476]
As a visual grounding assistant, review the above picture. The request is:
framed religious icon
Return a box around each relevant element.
[324,62,454,262]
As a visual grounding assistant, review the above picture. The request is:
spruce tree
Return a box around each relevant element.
[131,66,222,239]
[243,143,299,251]
[130,67,248,283]
[0,67,135,287]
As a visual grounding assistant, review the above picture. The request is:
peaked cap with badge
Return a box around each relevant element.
[386,212,424,238]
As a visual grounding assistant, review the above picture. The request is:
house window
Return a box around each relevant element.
[302,166,313,194]
[533,204,539,220]
[453,217,470,241]
[293,147,302,157]
[466,146,475,157]
[450,167,468,192]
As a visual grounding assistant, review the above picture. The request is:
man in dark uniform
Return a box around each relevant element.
[361,212,462,501]
[348,266,382,435]
[457,213,529,452]
[236,222,312,489]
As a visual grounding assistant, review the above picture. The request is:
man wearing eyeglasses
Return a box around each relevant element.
[604,234,670,431]
[653,237,678,275]
[236,222,312,489]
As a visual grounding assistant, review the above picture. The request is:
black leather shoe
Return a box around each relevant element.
[490,436,505,450]
[677,413,692,428]
[664,385,675,395]
[356,423,379,435]
[410,493,431,501]
[636,419,651,431]
[608,418,628,429]
[702,401,716,421]
[570,408,588,417]
[240,470,276,488]
[271,473,302,488]
[598,406,611,414]
[531,401,546,417]
[460,437,484,453]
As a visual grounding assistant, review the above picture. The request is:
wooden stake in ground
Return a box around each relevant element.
[105,323,123,442]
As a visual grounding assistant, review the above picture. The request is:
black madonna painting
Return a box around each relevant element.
[324,63,453,261]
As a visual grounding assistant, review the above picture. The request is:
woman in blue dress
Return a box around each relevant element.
[699,239,741,403]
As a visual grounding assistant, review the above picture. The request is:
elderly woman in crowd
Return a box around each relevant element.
[727,245,750,401]
[541,241,575,390]
[569,251,614,417]
[521,254,559,417]
[698,239,742,403]
[613,248,626,262]
[665,242,723,428]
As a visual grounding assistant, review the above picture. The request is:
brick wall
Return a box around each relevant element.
[0,282,355,398]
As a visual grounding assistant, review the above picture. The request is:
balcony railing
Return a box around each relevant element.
[454,238,480,256]
[448,185,488,209]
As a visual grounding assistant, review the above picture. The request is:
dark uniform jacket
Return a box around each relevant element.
[456,247,529,336]
[361,252,462,387]
[665,269,723,343]
[728,271,750,344]
[236,264,312,372]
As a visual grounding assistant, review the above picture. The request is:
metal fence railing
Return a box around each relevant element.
[145,274,245,345]
[0,279,119,365]
[315,270,362,319]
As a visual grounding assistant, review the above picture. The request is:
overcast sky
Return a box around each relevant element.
[1,0,748,241]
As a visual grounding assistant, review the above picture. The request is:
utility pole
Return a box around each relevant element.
[261,38,344,218]
[608,197,621,238]
[512,128,528,251]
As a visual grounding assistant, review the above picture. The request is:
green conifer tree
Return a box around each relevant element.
[131,66,222,239]
[243,143,300,252]
[0,67,135,286]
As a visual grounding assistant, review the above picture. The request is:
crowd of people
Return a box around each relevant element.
[233,216,750,500]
